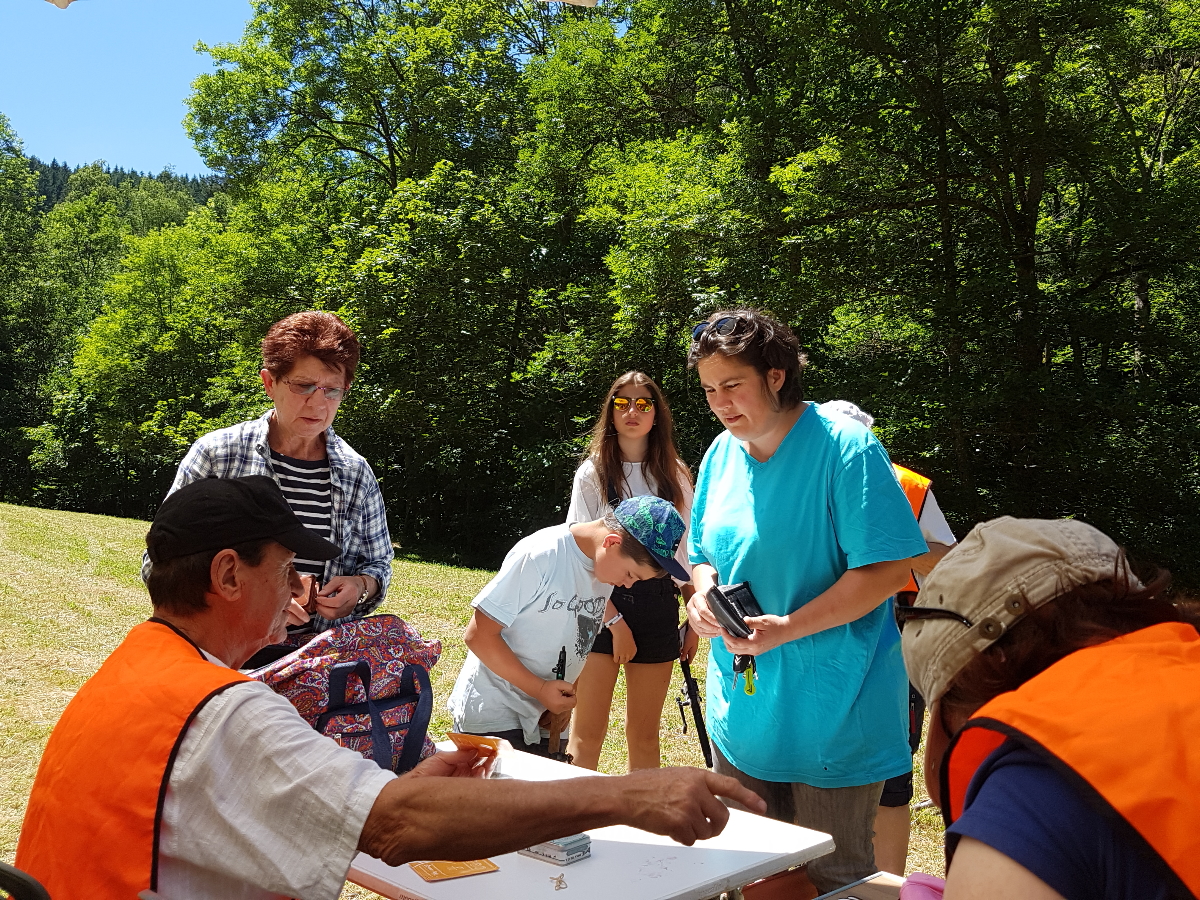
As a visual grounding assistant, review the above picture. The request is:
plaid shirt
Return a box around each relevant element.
[155,409,393,631]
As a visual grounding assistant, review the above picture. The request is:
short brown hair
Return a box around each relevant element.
[687,308,807,409]
[602,510,666,576]
[261,311,361,383]
[147,540,271,616]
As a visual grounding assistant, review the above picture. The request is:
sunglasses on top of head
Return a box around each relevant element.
[691,316,741,342]
[612,396,655,413]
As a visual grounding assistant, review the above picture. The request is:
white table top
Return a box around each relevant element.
[347,750,834,900]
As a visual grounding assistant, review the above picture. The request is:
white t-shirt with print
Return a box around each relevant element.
[448,524,612,745]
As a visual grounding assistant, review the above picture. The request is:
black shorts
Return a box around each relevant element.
[879,770,914,807]
[590,576,681,664]
[879,684,927,808]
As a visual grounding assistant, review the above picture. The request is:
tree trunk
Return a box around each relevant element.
[1133,270,1150,379]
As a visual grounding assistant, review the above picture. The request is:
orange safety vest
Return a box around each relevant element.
[16,619,250,898]
[893,464,931,595]
[941,621,1200,896]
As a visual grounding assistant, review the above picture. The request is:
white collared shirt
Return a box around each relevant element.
[155,667,395,899]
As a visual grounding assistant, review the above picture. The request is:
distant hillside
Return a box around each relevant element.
[26,156,224,211]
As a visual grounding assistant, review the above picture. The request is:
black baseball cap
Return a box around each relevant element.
[146,475,341,564]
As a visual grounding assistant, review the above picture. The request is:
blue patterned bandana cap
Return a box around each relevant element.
[613,495,689,582]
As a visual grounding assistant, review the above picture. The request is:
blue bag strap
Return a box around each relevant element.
[327,660,393,771]
[394,664,433,774]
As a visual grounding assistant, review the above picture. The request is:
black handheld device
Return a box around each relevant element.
[705,582,763,639]
[547,645,571,762]
[706,582,762,692]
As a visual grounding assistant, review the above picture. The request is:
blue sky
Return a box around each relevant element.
[0,0,254,175]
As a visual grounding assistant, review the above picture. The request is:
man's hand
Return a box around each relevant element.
[537,679,577,714]
[721,614,795,656]
[359,764,767,866]
[616,767,767,845]
[610,620,638,665]
[404,748,492,780]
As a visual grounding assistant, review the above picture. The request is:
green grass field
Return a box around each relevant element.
[0,501,944,895]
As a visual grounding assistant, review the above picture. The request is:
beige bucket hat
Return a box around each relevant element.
[902,517,1136,705]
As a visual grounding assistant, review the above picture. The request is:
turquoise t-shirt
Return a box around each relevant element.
[689,403,928,786]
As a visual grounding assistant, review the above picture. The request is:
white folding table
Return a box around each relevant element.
[347,749,835,900]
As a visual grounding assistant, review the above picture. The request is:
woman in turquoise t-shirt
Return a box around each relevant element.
[684,308,928,894]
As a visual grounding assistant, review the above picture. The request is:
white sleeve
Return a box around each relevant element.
[565,460,606,524]
[471,546,548,627]
[158,682,396,900]
[918,489,957,547]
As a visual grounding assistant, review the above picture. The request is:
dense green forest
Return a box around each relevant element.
[27,158,224,211]
[2,0,1199,582]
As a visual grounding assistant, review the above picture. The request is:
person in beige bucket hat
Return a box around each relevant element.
[899,516,1200,900]
[902,516,1140,707]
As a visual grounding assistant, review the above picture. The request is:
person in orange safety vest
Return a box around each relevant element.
[900,517,1200,900]
[16,475,765,900]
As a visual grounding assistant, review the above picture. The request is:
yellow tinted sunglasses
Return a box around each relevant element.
[612,396,655,413]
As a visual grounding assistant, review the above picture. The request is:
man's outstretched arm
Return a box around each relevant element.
[358,765,766,865]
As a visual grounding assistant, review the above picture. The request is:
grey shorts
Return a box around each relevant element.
[711,741,883,895]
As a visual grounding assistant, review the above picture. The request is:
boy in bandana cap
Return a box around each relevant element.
[450,496,687,755]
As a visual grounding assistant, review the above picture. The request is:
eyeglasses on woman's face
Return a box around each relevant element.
[612,396,655,414]
[282,377,348,403]
[691,316,741,342]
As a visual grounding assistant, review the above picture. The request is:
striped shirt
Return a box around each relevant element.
[270,450,333,579]
[145,409,393,632]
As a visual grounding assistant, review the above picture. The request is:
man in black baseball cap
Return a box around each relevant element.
[18,477,767,900]
[143,475,341,667]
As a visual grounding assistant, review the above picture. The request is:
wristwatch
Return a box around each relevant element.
[603,612,624,629]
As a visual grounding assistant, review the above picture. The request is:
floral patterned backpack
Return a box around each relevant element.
[251,614,441,773]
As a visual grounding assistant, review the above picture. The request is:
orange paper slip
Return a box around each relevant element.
[408,859,500,882]
[446,732,502,758]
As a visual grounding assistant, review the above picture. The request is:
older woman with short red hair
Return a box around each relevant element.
[152,311,392,662]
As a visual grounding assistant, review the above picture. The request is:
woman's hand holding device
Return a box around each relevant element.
[685,564,724,638]
[721,614,793,655]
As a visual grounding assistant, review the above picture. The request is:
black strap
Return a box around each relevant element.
[0,863,50,900]
[327,660,392,770]
[395,665,433,773]
[318,661,433,774]
[606,479,621,508]
[147,617,208,660]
